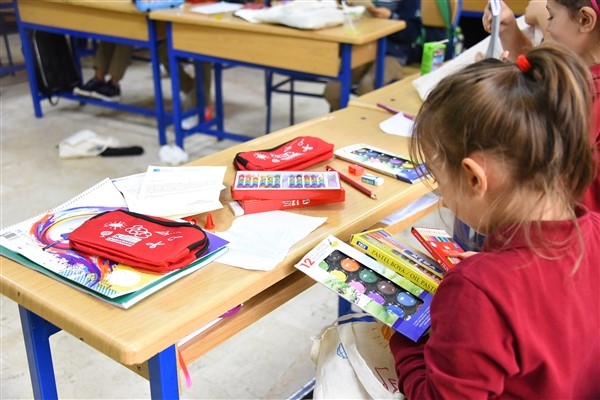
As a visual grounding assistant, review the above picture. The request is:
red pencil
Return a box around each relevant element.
[326,165,377,200]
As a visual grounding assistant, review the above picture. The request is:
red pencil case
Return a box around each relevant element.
[69,209,209,272]
[234,136,334,171]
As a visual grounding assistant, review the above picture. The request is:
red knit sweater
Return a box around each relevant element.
[391,210,600,399]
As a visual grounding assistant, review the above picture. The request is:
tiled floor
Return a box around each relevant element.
[0,35,453,399]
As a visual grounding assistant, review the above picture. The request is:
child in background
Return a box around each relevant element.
[391,44,600,398]
[323,0,424,110]
[483,0,600,210]
[73,42,133,102]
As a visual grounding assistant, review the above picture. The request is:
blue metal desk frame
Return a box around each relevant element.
[164,21,388,149]
[19,305,180,399]
[14,5,171,146]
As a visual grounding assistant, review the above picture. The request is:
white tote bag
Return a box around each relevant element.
[311,314,405,399]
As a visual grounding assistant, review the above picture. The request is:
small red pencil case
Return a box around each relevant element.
[69,209,209,272]
[233,136,334,171]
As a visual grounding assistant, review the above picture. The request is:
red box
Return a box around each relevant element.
[236,188,345,215]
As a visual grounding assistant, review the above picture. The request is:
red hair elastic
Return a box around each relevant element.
[516,54,532,73]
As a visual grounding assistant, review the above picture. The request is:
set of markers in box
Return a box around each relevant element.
[231,171,344,201]
[295,235,433,342]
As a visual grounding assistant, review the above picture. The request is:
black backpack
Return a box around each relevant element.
[30,30,81,104]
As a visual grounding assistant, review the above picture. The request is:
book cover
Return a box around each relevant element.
[295,235,432,342]
[350,228,443,294]
[236,188,345,215]
[333,143,426,184]
[231,171,343,201]
[0,178,229,308]
[411,227,464,272]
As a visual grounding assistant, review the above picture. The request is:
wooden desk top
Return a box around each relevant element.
[17,0,151,41]
[149,5,405,45]
[349,72,422,116]
[0,107,432,367]
[20,0,141,14]
[462,0,527,15]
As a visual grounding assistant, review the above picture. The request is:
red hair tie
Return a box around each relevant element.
[516,54,532,73]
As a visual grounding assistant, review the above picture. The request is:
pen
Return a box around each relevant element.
[376,103,414,120]
[326,165,377,200]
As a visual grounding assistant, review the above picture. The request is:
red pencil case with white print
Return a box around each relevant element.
[234,136,334,171]
[69,209,209,272]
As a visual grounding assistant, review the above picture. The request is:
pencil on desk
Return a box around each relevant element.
[376,102,400,114]
[326,165,377,200]
[376,103,415,120]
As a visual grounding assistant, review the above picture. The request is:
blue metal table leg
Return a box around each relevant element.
[148,344,180,400]
[166,22,185,149]
[338,43,352,109]
[18,306,61,400]
[147,19,168,146]
[374,37,388,89]
[213,63,225,135]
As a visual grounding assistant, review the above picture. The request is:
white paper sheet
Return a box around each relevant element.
[129,166,226,218]
[216,211,327,271]
[191,2,243,14]
[379,112,415,137]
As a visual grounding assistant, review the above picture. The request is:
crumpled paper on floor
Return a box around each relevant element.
[216,210,327,271]
[159,144,189,165]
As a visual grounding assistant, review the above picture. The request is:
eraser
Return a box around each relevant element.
[361,173,384,186]
[348,164,364,176]
[229,201,245,216]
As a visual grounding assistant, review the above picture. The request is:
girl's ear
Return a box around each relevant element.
[578,6,597,32]
[461,156,488,197]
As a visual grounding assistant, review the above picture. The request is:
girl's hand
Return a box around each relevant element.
[367,6,392,19]
[457,251,479,260]
[482,0,517,33]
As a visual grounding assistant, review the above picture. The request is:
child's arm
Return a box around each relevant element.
[483,0,534,60]
[366,5,392,19]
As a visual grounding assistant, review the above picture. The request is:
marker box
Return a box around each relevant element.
[361,173,384,186]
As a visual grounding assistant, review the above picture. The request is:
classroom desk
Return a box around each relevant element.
[15,0,171,145]
[1,105,435,399]
[461,0,527,17]
[349,72,422,116]
[149,6,406,147]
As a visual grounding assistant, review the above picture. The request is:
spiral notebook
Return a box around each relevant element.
[0,178,229,308]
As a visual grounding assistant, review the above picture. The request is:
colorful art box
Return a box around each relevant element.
[295,235,432,342]
[231,171,343,201]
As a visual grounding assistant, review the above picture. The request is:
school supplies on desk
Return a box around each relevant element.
[0,178,229,308]
[325,165,377,200]
[231,188,346,215]
[295,235,432,342]
[231,170,344,201]
[334,143,426,184]
[133,0,184,12]
[233,136,334,171]
[69,209,211,273]
[350,228,445,294]
[411,227,464,272]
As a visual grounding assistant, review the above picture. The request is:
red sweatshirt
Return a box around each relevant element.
[581,63,600,211]
[391,210,600,399]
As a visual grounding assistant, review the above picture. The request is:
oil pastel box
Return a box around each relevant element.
[295,235,432,342]
[231,170,344,201]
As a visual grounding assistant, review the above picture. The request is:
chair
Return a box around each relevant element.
[264,70,331,133]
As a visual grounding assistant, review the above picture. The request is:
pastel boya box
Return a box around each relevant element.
[295,235,432,342]
[231,171,343,201]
